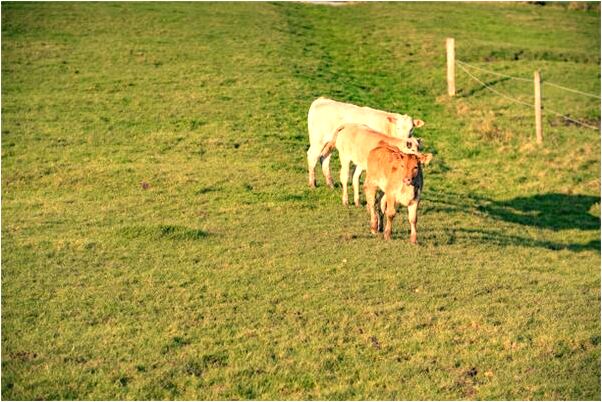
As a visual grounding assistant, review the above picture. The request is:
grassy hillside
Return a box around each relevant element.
[2,2,600,399]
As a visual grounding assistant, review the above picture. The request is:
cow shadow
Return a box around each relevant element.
[479,193,600,232]
[424,191,600,252]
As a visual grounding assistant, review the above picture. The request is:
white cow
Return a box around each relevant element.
[306,97,424,188]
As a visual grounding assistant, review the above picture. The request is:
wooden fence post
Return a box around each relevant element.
[446,38,455,96]
[534,70,543,144]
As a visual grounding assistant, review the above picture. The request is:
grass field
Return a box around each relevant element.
[2,1,600,400]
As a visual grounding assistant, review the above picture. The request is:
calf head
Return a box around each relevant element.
[387,114,425,138]
[396,152,433,186]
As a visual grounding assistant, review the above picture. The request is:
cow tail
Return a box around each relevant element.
[320,125,346,158]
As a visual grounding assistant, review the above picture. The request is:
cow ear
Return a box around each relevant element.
[387,116,397,123]
[413,119,425,128]
[419,153,433,166]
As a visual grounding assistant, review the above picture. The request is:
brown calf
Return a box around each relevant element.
[364,142,432,243]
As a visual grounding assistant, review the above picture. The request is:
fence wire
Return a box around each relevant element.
[456,60,532,83]
[456,62,533,107]
[543,81,601,100]
[456,60,600,131]
[456,59,601,100]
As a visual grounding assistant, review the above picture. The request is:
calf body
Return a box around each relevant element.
[307,97,424,188]
[364,142,432,243]
[320,123,422,207]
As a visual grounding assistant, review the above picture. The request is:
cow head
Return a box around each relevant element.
[387,114,425,138]
[402,137,422,154]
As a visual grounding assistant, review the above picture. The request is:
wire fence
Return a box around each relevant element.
[455,59,600,131]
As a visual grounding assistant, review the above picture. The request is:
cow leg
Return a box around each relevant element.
[352,166,363,207]
[321,153,334,189]
[364,181,378,234]
[306,145,321,188]
[383,194,396,240]
[339,157,351,206]
[408,201,419,244]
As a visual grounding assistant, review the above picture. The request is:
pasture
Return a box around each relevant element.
[1,1,600,399]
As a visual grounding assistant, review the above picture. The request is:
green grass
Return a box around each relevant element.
[2,1,600,400]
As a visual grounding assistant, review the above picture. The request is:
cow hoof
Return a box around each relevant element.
[410,236,417,245]
[354,201,360,208]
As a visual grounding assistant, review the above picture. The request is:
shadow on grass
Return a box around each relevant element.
[482,193,600,231]
[424,191,600,252]
[427,191,600,231]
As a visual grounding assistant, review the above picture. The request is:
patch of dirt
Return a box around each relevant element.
[370,335,381,350]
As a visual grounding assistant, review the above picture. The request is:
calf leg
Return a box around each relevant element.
[339,158,351,206]
[306,145,321,188]
[408,201,419,244]
[381,197,405,234]
[383,194,397,241]
[321,154,334,189]
[364,181,379,234]
[352,166,363,207]
[376,191,385,232]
